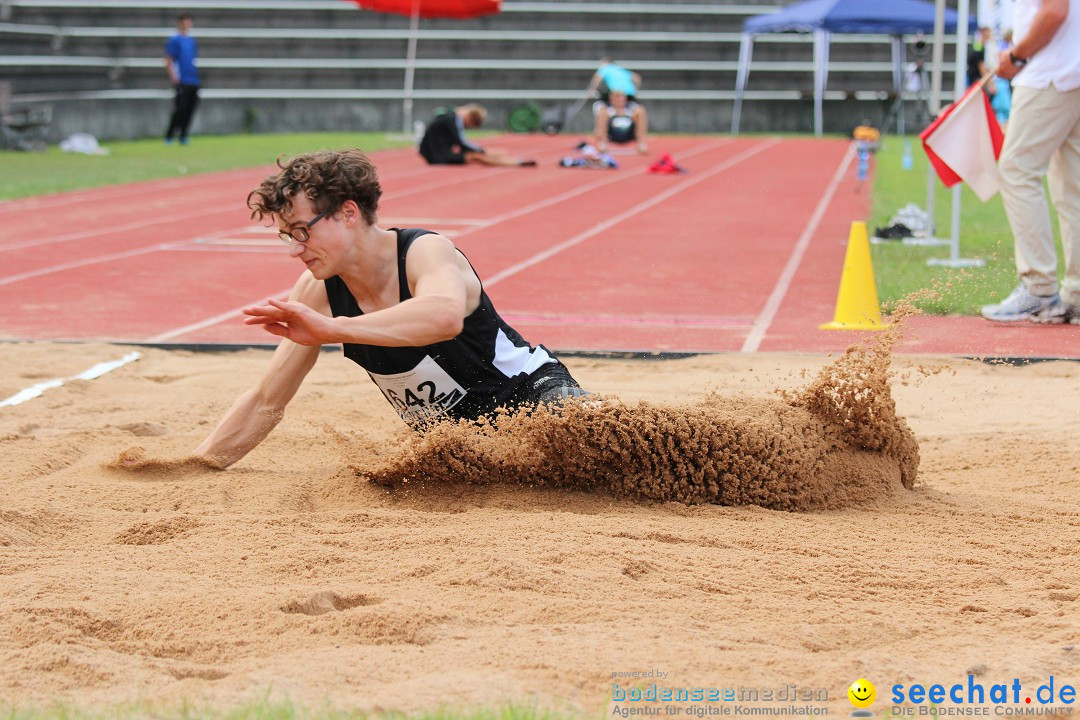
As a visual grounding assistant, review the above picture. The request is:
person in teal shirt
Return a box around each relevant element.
[589,56,642,103]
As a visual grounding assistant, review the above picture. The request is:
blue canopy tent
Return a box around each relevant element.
[731,0,975,135]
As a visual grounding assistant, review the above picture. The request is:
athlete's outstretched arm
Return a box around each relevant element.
[194,272,327,468]
[243,233,476,348]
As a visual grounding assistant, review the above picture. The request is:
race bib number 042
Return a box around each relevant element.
[367,356,467,423]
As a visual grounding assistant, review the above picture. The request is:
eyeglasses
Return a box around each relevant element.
[278,207,333,245]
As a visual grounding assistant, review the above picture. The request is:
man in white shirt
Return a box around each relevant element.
[981,0,1080,324]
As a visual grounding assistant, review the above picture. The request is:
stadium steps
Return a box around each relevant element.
[0,0,958,140]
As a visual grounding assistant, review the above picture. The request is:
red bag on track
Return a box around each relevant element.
[646,153,687,174]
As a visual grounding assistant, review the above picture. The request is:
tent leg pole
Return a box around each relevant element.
[926,163,938,236]
[813,30,828,136]
[927,0,984,269]
[402,1,419,136]
[891,35,905,136]
[732,33,753,135]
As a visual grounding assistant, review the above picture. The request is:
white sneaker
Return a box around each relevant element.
[981,284,1059,322]
[1031,297,1079,325]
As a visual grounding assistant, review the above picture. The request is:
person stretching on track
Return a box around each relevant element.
[419,104,537,167]
[592,90,648,155]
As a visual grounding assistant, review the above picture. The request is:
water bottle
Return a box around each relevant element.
[901,140,914,171]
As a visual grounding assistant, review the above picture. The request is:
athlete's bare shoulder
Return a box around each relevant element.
[290,270,331,315]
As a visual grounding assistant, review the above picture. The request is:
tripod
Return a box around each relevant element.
[882,61,934,136]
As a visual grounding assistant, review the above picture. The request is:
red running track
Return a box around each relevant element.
[1,134,1077,359]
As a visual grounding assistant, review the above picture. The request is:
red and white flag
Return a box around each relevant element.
[920,79,1005,202]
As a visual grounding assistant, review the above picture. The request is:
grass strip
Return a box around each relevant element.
[867,134,1061,315]
[0,132,412,200]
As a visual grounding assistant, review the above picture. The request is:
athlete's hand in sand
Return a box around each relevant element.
[105,447,226,472]
[243,298,335,346]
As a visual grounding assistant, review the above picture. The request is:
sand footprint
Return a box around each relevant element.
[280,591,382,616]
[114,516,199,545]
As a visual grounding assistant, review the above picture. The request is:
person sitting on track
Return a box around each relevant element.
[193,149,586,468]
[592,90,648,155]
[418,103,537,167]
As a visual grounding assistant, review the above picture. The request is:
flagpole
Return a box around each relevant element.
[928,0,985,268]
[927,0,945,237]
[905,0,952,247]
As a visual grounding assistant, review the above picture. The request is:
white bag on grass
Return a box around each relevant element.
[59,133,109,155]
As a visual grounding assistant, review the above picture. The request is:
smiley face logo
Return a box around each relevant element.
[848,678,876,709]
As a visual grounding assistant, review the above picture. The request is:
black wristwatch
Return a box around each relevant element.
[1010,51,1028,68]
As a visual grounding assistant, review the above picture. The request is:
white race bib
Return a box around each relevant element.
[367,356,467,423]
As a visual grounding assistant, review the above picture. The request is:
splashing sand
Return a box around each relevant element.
[360,328,918,511]
[98,316,918,510]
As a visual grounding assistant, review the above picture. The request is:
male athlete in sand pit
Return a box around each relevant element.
[193,149,586,469]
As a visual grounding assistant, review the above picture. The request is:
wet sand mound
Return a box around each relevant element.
[364,337,918,510]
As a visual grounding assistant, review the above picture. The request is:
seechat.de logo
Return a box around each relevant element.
[849,678,877,717]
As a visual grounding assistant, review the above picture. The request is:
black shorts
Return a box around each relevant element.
[608,116,636,143]
[504,361,589,411]
[420,149,466,165]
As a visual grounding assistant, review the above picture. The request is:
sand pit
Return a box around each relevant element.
[1,341,1077,714]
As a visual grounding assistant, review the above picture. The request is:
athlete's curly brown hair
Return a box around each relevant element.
[247,148,382,226]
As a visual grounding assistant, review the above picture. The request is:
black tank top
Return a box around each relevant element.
[324,228,555,425]
[607,105,637,143]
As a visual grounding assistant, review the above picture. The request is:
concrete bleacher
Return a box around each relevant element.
[0,0,959,142]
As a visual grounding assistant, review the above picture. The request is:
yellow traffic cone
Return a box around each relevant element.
[820,221,885,331]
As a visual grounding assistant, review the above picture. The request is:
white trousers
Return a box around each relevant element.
[997,82,1080,306]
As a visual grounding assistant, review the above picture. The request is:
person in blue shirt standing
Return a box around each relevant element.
[164,13,200,145]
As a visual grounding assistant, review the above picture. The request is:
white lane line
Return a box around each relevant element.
[74,353,143,379]
[0,224,273,285]
[168,245,284,253]
[0,167,262,212]
[141,141,731,342]
[0,141,479,214]
[484,138,781,288]
[188,224,260,243]
[0,379,64,408]
[0,204,242,253]
[379,217,489,226]
[191,238,280,246]
[450,139,731,244]
[145,291,290,342]
[378,144,571,203]
[740,143,855,354]
[501,311,755,328]
[0,147,563,256]
[0,351,141,408]
[0,245,168,287]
